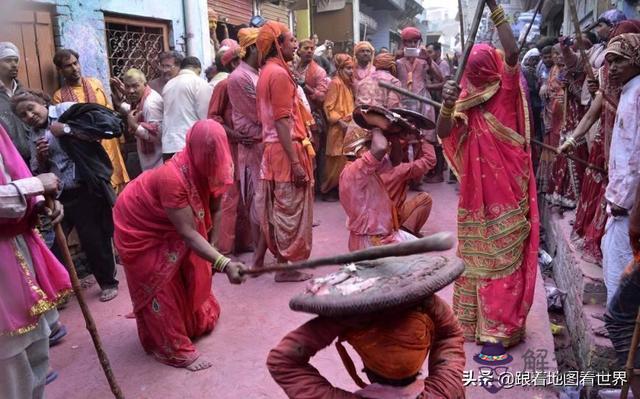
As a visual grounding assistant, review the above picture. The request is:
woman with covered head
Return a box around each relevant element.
[113,120,247,371]
[321,54,354,201]
[436,0,539,361]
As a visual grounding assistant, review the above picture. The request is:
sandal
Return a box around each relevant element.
[99,288,118,302]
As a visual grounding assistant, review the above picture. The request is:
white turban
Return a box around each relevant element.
[522,48,540,64]
[0,42,19,60]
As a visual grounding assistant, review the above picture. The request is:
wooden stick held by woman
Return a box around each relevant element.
[242,232,456,276]
[377,80,442,108]
[454,0,488,84]
[517,0,544,53]
[531,138,606,173]
[47,198,124,399]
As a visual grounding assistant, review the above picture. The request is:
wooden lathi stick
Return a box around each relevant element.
[47,198,124,399]
[620,305,640,399]
[378,81,442,109]
[454,0,487,85]
[517,0,544,53]
[457,0,465,50]
[531,138,606,174]
[241,232,456,276]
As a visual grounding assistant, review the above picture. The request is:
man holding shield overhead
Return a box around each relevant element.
[436,0,539,362]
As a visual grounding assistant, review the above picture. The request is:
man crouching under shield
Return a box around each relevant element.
[267,255,466,398]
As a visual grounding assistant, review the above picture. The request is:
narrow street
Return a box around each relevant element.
[46,182,557,399]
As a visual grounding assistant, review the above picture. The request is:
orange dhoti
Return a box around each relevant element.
[398,192,433,236]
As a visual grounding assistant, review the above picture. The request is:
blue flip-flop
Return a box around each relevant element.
[46,370,58,385]
[49,324,67,347]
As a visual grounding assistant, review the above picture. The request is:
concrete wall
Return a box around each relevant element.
[31,0,211,94]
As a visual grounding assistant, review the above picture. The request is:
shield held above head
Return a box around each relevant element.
[289,255,464,317]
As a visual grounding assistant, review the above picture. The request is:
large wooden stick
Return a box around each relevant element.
[531,138,606,173]
[620,305,640,399]
[241,232,456,276]
[378,81,442,109]
[47,199,124,399]
[517,0,544,53]
[454,0,487,85]
[457,0,465,50]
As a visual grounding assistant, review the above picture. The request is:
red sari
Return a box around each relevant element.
[442,44,539,347]
[113,120,233,367]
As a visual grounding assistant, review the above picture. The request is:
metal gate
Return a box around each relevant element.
[104,16,170,80]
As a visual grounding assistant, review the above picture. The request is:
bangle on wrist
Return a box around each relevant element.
[439,104,455,119]
[213,255,231,273]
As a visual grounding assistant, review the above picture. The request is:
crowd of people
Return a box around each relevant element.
[1,1,639,397]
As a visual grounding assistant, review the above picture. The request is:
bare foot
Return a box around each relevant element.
[593,325,610,338]
[275,270,313,282]
[186,358,213,372]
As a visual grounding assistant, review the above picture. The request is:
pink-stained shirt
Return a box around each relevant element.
[396,58,436,126]
[294,60,330,111]
[257,59,308,143]
[436,59,451,79]
[355,70,402,109]
[227,61,263,204]
[380,142,437,210]
[266,295,466,399]
[606,74,640,211]
[340,151,403,250]
[353,64,376,87]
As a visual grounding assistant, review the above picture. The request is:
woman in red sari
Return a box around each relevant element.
[113,120,246,371]
[436,0,539,362]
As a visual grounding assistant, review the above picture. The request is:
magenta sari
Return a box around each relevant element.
[442,44,539,347]
[0,124,71,336]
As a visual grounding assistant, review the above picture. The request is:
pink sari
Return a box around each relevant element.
[113,120,233,366]
[0,125,71,336]
[442,44,539,347]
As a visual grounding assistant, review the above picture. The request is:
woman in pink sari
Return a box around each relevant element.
[113,120,246,371]
[436,0,539,362]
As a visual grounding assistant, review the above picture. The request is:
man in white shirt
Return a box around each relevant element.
[601,33,640,305]
[161,56,212,159]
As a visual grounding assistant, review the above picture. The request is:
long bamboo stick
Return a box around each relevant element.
[241,232,455,276]
[517,0,544,53]
[531,138,606,173]
[454,0,487,85]
[457,0,465,50]
[619,305,640,399]
[378,81,442,109]
[47,198,124,398]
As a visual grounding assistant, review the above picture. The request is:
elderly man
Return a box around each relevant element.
[52,49,130,193]
[0,42,31,164]
[601,33,640,305]
[112,69,164,172]
[161,56,212,159]
[353,41,376,86]
[227,27,268,269]
[255,21,314,282]
[355,53,402,108]
[148,51,184,94]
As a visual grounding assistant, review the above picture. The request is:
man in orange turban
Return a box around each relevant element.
[267,296,466,398]
[254,21,315,282]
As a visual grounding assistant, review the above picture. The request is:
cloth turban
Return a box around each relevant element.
[238,27,259,58]
[334,53,353,70]
[605,33,640,67]
[0,42,19,61]
[220,38,237,48]
[401,27,422,42]
[522,48,541,64]
[221,43,240,67]
[342,310,433,381]
[373,53,396,75]
[257,21,289,65]
[354,41,374,56]
[598,9,627,26]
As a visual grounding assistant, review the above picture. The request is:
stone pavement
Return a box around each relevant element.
[46,182,557,399]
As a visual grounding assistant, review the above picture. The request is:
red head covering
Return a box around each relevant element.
[611,19,640,36]
[171,120,233,205]
[334,53,354,85]
[221,43,240,67]
[401,27,422,43]
[456,44,504,109]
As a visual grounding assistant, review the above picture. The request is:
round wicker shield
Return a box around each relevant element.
[289,255,464,317]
